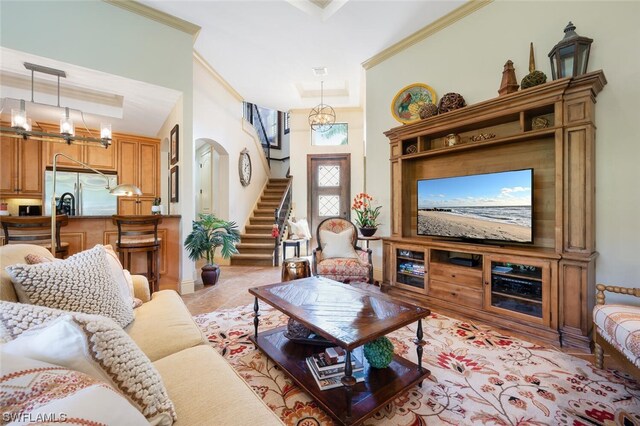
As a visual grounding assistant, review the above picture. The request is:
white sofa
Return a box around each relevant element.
[0,244,283,425]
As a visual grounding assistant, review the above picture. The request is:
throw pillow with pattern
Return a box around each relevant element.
[0,301,176,425]
[5,245,134,327]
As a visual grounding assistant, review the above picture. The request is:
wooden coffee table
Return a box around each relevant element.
[249,276,430,425]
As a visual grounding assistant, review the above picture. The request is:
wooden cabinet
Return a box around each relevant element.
[118,197,155,216]
[483,254,553,327]
[382,71,606,349]
[0,136,42,197]
[42,125,118,172]
[117,136,160,214]
[391,245,427,293]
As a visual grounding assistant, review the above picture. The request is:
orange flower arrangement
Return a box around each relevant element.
[352,192,381,228]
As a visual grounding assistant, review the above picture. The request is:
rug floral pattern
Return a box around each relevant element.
[194,304,640,426]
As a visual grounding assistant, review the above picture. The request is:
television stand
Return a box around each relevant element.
[382,71,606,350]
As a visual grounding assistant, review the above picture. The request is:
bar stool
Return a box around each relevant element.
[0,215,69,258]
[112,215,162,294]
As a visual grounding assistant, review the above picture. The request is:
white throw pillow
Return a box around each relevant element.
[319,229,358,259]
[5,245,134,328]
[0,301,176,425]
[0,353,149,426]
[104,244,136,306]
[296,218,312,239]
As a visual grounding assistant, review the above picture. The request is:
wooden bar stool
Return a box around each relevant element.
[0,215,69,258]
[112,215,162,294]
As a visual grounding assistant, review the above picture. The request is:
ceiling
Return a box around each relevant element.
[0,47,181,137]
[139,0,464,111]
[0,0,464,136]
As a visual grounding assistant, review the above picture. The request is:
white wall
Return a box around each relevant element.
[193,58,270,232]
[1,0,196,293]
[289,108,365,232]
[366,1,640,296]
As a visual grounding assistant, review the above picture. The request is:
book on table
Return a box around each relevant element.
[305,358,366,391]
[307,354,364,379]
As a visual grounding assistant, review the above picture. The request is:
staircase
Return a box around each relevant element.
[230,178,291,266]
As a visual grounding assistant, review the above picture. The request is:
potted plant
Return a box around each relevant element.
[184,214,240,286]
[352,192,382,237]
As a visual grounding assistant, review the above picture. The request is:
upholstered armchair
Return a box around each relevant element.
[312,217,373,284]
[593,283,640,378]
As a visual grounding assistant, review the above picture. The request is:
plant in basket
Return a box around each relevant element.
[352,193,381,237]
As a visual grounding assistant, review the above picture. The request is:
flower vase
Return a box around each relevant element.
[359,227,377,237]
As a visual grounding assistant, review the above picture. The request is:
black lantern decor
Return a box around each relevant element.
[548,22,593,80]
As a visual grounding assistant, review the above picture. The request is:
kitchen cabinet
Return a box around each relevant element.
[42,124,118,172]
[117,136,160,214]
[0,136,43,197]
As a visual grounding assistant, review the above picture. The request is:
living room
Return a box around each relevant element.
[1,1,639,425]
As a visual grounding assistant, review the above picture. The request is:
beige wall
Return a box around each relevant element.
[289,108,365,237]
[192,57,270,240]
[366,1,640,295]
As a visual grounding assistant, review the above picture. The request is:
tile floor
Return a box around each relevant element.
[181,265,627,373]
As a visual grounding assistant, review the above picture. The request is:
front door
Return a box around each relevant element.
[307,153,351,236]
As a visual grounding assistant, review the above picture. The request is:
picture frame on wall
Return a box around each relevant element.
[170,166,179,202]
[170,124,179,165]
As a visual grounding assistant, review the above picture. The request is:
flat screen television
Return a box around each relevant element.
[417,169,533,243]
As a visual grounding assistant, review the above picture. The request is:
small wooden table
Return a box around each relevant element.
[249,276,430,425]
[356,235,381,251]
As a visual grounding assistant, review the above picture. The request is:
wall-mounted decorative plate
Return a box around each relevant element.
[391,83,437,124]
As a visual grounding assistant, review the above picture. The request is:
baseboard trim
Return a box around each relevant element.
[180,279,195,295]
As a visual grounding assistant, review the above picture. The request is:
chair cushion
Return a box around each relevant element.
[593,304,640,368]
[316,258,370,283]
[0,353,149,426]
[153,345,283,426]
[0,301,176,425]
[5,245,134,328]
[126,290,207,362]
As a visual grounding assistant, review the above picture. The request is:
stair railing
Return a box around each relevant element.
[273,178,292,266]
[247,103,271,169]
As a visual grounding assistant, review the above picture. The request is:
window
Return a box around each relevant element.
[311,123,348,146]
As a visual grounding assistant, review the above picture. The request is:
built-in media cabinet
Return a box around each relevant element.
[382,71,606,349]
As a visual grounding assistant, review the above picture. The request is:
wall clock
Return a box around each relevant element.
[239,148,252,187]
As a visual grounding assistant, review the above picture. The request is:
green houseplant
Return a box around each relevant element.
[184,214,241,286]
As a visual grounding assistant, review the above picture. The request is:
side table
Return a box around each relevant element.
[357,235,381,251]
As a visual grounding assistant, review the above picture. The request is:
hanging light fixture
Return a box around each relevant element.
[308,81,335,133]
[0,62,112,148]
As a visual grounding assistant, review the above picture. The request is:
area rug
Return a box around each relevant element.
[194,304,640,426]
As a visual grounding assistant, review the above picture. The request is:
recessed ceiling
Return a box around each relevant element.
[138,0,464,111]
[0,47,181,137]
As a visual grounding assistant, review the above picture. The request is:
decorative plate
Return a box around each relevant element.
[391,83,437,124]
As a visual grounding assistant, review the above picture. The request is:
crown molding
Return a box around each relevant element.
[104,0,201,41]
[362,0,492,70]
[193,51,243,102]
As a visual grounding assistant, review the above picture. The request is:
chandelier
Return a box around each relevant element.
[0,62,112,148]
[308,81,335,132]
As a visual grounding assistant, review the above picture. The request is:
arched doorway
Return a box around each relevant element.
[195,138,229,220]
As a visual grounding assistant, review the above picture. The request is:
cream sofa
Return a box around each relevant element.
[0,244,283,426]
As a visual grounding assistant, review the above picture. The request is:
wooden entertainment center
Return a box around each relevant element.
[381,71,606,350]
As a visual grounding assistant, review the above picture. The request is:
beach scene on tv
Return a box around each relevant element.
[417,170,533,243]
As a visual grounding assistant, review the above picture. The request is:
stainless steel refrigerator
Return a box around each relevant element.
[44,171,118,216]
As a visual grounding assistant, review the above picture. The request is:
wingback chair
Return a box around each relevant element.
[312,217,373,284]
[593,283,640,379]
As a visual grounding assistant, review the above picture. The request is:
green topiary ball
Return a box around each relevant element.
[363,336,394,369]
[521,70,547,89]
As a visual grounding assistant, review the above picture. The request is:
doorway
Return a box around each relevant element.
[307,153,351,234]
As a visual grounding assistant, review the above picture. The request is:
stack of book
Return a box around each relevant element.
[306,348,365,390]
[399,262,425,276]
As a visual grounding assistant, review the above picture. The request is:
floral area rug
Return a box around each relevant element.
[194,303,640,426]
